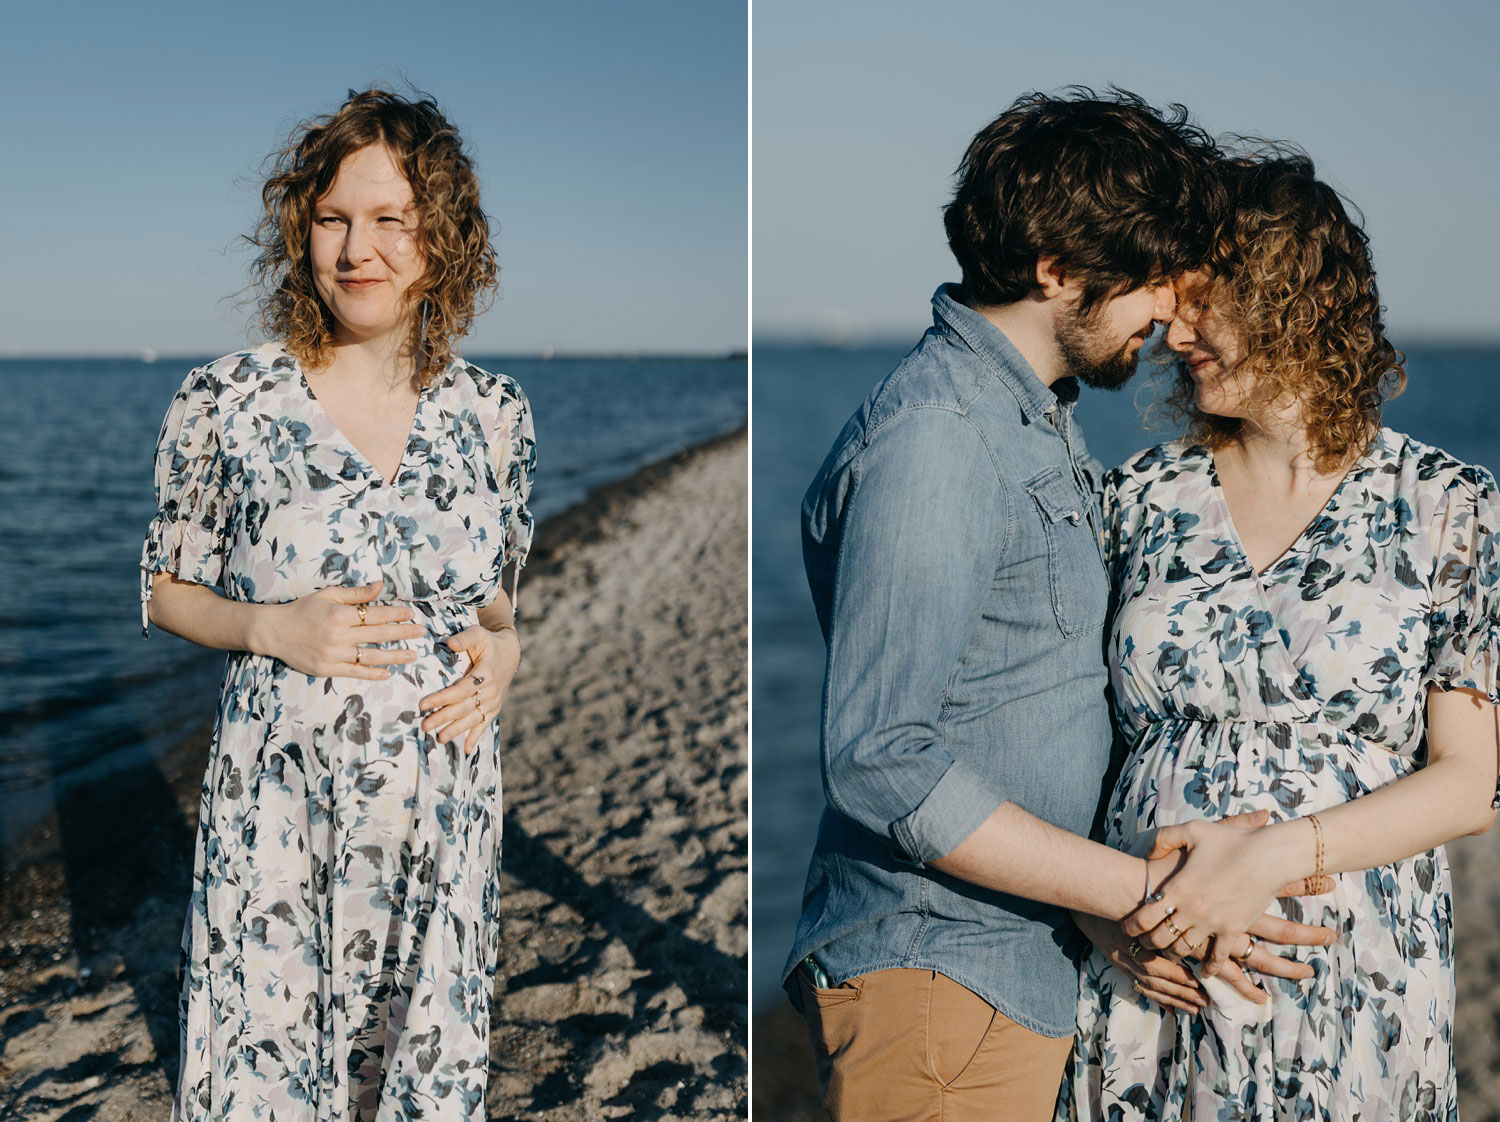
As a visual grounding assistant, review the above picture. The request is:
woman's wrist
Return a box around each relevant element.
[1261,818,1319,883]
[244,601,282,659]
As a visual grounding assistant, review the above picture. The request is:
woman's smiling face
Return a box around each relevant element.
[1165,269,1257,420]
[308,144,425,346]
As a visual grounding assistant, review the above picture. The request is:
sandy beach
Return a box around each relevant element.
[0,428,748,1121]
[753,825,1500,1118]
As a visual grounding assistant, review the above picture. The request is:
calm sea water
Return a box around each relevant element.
[0,353,746,855]
[751,339,1500,1011]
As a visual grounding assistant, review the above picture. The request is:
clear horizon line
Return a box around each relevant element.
[751,331,1500,349]
[0,347,748,362]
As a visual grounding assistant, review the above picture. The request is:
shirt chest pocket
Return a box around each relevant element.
[1023,467,1108,637]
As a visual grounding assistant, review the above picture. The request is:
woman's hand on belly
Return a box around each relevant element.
[1124,811,1337,974]
[252,581,423,679]
[418,622,521,753]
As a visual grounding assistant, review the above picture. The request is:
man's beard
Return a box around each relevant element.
[1055,302,1143,391]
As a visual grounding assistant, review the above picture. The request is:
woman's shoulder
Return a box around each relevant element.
[169,343,295,408]
[1104,438,1206,497]
[1374,428,1499,502]
[448,356,529,410]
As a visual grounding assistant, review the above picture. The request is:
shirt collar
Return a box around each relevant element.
[930,283,1077,424]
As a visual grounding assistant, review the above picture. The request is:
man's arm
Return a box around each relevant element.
[818,408,1155,913]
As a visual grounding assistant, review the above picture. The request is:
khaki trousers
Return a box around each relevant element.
[798,967,1073,1122]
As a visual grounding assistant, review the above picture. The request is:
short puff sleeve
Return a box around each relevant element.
[140,365,229,637]
[496,382,537,609]
[1424,466,1500,704]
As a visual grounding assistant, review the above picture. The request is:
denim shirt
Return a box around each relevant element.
[782,285,1115,1036]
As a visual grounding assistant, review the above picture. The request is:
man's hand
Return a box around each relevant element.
[1073,910,1206,1014]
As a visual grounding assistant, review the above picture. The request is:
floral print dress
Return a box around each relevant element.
[1060,431,1500,1122]
[140,343,536,1122]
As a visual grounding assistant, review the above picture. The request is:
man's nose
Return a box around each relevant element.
[1152,282,1178,323]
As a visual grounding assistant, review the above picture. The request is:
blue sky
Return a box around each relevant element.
[753,0,1500,344]
[0,0,747,356]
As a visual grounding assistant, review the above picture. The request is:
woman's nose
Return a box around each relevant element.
[340,222,373,265]
[1164,314,1195,352]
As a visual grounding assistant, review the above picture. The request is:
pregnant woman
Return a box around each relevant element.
[1063,153,1500,1119]
[141,89,535,1120]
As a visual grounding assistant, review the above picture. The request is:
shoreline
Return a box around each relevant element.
[0,424,747,886]
[0,426,748,1120]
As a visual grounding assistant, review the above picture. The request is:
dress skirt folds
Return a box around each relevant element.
[140,345,535,1121]
[1059,432,1500,1122]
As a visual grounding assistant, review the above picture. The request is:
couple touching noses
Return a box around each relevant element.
[785,88,1500,1121]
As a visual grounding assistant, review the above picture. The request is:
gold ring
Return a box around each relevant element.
[1165,919,1183,940]
[473,695,483,712]
[357,604,368,625]
[1127,939,1144,961]
[1233,937,1257,964]
[1132,979,1144,993]
[354,645,362,665]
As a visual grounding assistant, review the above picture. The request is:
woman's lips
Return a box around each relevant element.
[338,278,384,289]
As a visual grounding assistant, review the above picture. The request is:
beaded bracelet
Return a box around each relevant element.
[1308,813,1325,881]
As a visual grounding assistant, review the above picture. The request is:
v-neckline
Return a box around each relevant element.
[295,354,443,489]
[1205,434,1379,580]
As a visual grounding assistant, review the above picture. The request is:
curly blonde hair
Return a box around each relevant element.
[249,88,497,387]
[1165,148,1405,471]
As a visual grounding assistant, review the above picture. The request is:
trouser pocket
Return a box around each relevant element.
[926,970,997,1087]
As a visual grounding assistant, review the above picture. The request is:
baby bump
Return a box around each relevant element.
[217,599,493,812]
[1107,717,1416,853]
[1109,717,1452,996]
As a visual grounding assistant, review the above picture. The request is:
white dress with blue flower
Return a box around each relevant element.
[1060,431,1500,1122]
[141,344,535,1121]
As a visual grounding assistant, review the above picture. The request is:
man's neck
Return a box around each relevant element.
[963,294,1068,387]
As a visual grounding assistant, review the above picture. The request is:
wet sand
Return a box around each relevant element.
[0,428,748,1121]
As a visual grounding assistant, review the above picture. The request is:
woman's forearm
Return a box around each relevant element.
[147,570,274,653]
[1260,752,1497,881]
[475,587,516,632]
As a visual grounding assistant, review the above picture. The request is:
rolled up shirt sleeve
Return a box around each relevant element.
[815,407,1009,864]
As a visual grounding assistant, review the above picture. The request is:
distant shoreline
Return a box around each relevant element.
[0,350,750,364]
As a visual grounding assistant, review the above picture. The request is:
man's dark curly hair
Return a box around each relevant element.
[249,88,497,388]
[943,87,1226,312]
